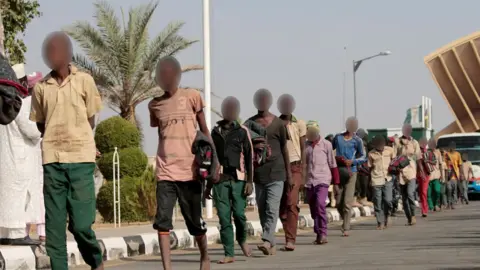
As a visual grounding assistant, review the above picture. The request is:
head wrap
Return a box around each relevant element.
[306,120,320,133]
[0,55,24,125]
[27,72,43,88]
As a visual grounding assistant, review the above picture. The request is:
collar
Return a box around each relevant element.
[309,137,322,147]
[43,65,78,84]
[279,114,297,122]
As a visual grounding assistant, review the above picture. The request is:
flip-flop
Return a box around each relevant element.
[280,246,295,251]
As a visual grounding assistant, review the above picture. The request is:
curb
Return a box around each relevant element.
[0,206,374,269]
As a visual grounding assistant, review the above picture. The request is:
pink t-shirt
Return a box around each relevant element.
[148,89,204,181]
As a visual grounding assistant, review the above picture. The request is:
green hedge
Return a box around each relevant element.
[95,116,141,154]
[97,147,148,180]
[96,176,149,223]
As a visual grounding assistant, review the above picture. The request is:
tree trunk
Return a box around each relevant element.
[120,105,137,125]
[0,9,5,57]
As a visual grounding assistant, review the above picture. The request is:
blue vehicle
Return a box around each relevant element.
[437,133,480,194]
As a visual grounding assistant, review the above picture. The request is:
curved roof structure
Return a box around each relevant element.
[424,32,480,138]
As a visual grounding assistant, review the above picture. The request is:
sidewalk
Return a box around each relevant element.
[0,204,374,270]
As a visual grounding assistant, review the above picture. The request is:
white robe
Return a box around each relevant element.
[0,96,43,238]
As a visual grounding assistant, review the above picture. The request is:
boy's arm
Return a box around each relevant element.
[327,142,340,185]
[279,123,292,180]
[367,152,374,169]
[242,127,254,183]
[353,138,367,165]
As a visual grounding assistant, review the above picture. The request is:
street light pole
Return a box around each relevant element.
[352,51,391,118]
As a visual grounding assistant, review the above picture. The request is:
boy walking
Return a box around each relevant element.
[29,32,104,270]
[148,56,213,270]
[206,96,253,264]
[304,121,339,244]
[426,138,444,211]
[368,136,395,229]
[459,153,473,204]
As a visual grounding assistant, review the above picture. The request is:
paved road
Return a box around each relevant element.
[82,202,480,270]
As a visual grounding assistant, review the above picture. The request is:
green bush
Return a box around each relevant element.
[97,147,148,180]
[136,166,157,219]
[96,176,149,223]
[95,116,141,154]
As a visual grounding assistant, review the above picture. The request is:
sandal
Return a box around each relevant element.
[280,242,295,251]
[257,243,275,255]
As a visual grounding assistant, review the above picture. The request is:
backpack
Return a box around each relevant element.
[243,120,271,168]
[423,150,437,173]
[388,155,410,174]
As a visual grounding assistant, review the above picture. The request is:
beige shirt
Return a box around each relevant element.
[461,161,473,180]
[428,149,444,181]
[285,117,307,163]
[395,136,421,184]
[368,146,395,186]
[29,66,102,164]
[148,89,204,182]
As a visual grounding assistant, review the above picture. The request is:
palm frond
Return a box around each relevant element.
[181,64,203,73]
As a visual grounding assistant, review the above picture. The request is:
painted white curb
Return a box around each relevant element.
[0,246,36,270]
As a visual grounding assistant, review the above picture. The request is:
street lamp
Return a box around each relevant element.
[352,50,391,117]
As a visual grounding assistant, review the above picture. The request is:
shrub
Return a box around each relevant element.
[136,166,157,219]
[96,176,149,223]
[97,147,148,180]
[95,116,141,154]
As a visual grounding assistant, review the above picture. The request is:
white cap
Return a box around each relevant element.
[12,63,26,79]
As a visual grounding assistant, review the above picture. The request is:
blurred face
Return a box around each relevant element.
[375,138,386,151]
[277,95,295,115]
[449,142,456,151]
[346,118,358,133]
[402,124,412,137]
[428,139,436,150]
[221,98,240,121]
[45,35,71,70]
[306,128,319,141]
[254,90,272,111]
[419,138,428,148]
[157,62,180,91]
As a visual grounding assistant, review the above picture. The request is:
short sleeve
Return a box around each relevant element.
[297,120,307,137]
[189,90,205,113]
[84,75,102,118]
[29,84,45,123]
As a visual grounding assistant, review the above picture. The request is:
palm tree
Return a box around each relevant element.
[64,0,220,124]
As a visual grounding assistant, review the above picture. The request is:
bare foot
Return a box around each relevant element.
[240,242,252,257]
[200,257,211,270]
[280,242,295,251]
[341,230,349,237]
[257,242,275,255]
[217,257,234,264]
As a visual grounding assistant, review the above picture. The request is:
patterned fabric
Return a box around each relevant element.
[423,150,437,173]
[0,54,23,125]
[243,119,271,167]
[388,155,410,174]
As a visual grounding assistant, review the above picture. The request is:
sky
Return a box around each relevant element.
[21,0,480,155]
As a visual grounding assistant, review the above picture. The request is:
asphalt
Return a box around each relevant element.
[78,201,480,270]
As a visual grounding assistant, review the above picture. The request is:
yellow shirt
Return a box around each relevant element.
[284,116,307,163]
[444,151,462,180]
[29,66,102,164]
[368,146,395,186]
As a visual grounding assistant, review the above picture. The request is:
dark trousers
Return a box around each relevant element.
[44,163,103,270]
[280,163,302,244]
[213,179,247,257]
[154,180,207,236]
[356,173,370,199]
[400,179,417,221]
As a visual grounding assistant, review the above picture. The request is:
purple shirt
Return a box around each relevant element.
[305,138,337,187]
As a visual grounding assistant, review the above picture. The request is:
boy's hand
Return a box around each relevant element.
[244,182,254,196]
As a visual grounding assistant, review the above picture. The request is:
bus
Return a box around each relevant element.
[437,133,480,194]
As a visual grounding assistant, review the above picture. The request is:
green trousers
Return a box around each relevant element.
[213,179,247,257]
[44,163,103,270]
[427,179,441,210]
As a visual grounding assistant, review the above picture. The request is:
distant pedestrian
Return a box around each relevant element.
[368,135,395,229]
[444,142,462,209]
[148,56,214,270]
[459,153,473,204]
[30,32,104,270]
[208,96,253,264]
[426,138,444,212]
[355,128,373,207]
[394,123,421,226]
[304,120,339,244]
[332,116,366,236]
[417,137,430,217]
[246,89,291,255]
[278,94,307,251]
